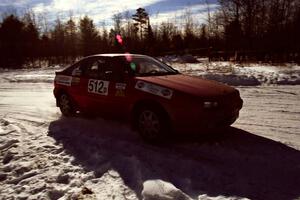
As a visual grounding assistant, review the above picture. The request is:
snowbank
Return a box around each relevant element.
[160,54,199,63]
[169,59,300,86]
[0,67,64,84]
[199,74,260,86]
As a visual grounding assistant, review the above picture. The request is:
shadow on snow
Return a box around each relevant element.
[48,117,300,200]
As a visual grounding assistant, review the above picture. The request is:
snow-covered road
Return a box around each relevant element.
[0,66,300,200]
[235,86,300,150]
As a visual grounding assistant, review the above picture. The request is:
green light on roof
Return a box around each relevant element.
[130,62,136,71]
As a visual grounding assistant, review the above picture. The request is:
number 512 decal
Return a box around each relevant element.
[88,79,109,95]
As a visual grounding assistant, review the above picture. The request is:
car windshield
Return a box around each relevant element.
[127,56,179,76]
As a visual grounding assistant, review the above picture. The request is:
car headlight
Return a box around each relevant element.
[203,101,218,108]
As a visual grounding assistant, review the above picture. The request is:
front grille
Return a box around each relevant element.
[202,91,242,112]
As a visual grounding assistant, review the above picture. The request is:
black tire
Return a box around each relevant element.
[58,93,75,117]
[136,106,170,143]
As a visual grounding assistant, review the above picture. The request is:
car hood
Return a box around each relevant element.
[135,74,237,98]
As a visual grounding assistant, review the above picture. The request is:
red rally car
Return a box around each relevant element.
[53,54,243,141]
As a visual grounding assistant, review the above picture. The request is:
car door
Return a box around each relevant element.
[79,57,113,115]
[105,57,133,119]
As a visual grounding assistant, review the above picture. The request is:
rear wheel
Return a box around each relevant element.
[59,93,74,117]
[136,106,170,143]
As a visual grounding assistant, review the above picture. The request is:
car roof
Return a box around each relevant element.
[85,53,148,58]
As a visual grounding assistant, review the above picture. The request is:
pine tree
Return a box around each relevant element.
[0,15,25,68]
[24,22,39,65]
[51,18,65,63]
[79,16,99,56]
[65,16,78,61]
[132,8,149,40]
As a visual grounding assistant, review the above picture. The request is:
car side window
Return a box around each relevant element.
[79,58,110,80]
[64,62,81,76]
[98,59,111,80]
[71,64,82,77]
[85,60,99,79]
[110,58,126,82]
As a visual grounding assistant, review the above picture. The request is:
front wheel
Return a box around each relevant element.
[58,93,75,117]
[136,107,170,143]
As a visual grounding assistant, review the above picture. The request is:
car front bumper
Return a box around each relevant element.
[171,98,243,134]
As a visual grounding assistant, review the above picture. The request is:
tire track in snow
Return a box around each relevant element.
[235,85,300,149]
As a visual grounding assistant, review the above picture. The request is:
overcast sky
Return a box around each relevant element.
[0,0,219,27]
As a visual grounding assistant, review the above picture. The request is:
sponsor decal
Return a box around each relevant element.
[115,83,127,90]
[88,79,109,95]
[161,89,171,97]
[115,90,125,97]
[71,77,80,85]
[115,83,126,97]
[55,75,72,86]
[135,81,173,99]
[136,81,145,89]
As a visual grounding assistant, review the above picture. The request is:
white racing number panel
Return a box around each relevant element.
[135,81,173,99]
[88,79,109,96]
[55,75,72,86]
